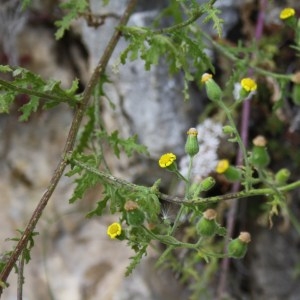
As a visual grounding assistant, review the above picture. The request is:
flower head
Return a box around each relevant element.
[159,153,176,168]
[201,73,222,102]
[216,159,230,174]
[241,78,257,92]
[107,222,122,239]
[280,8,295,20]
[201,73,213,83]
[187,127,198,137]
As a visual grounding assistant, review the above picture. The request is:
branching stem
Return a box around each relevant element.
[0,0,137,295]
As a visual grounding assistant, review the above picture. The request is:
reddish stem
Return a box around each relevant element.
[217,0,267,298]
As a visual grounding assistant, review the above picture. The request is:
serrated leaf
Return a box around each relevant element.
[86,195,109,218]
[106,130,148,159]
[18,96,40,121]
[65,78,79,96]
[69,170,99,203]
[0,91,15,113]
[125,244,147,276]
[55,0,88,39]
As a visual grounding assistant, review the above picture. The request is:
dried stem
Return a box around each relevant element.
[0,0,137,295]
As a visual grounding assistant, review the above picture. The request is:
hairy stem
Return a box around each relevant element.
[0,0,137,295]
[70,158,300,205]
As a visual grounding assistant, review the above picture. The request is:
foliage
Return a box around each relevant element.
[1,0,300,299]
[0,65,80,121]
[55,0,89,39]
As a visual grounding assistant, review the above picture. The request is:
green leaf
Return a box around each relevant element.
[18,96,39,121]
[69,169,100,203]
[105,130,148,158]
[75,107,95,153]
[65,78,79,96]
[55,0,88,39]
[66,154,101,203]
[0,91,15,113]
[125,244,148,276]
[86,195,109,218]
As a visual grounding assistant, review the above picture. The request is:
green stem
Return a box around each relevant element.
[155,9,203,34]
[71,158,300,206]
[169,156,194,235]
[218,101,252,190]
[201,32,293,81]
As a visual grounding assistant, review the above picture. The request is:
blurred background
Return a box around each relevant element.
[1,0,300,299]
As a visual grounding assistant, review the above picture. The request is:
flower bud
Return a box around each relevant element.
[199,176,216,191]
[228,232,251,259]
[275,168,291,186]
[126,209,145,226]
[251,136,270,168]
[201,73,223,102]
[224,166,242,182]
[185,128,199,157]
[196,209,218,237]
[124,200,139,211]
[222,125,235,135]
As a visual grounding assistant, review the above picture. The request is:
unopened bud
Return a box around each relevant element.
[228,231,251,259]
[201,73,223,102]
[196,209,218,237]
[251,136,270,168]
[275,168,291,186]
[185,128,199,157]
[199,176,216,191]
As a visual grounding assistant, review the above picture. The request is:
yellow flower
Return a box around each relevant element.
[280,8,295,20]
[201,73,213,83]
[107,222,122,239]
[158,153,176,168]
[216,159,230,174]
[241,78,257,92]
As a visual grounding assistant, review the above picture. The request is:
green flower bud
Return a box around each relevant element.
[199,176,216,191]
[185,128,199,157]
[201,73,223,102]
[228,232,251,259]
[124,201,145,226]
[196,209,218,237]
[275,168,291,186]
[251,136,270,168]
[126,209,145,226]
[222,125,235,135]
[224,166,242,182]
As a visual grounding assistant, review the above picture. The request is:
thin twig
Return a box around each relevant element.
[0,0,137,296]
[217,0,268,298]
[71,158,300,205]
